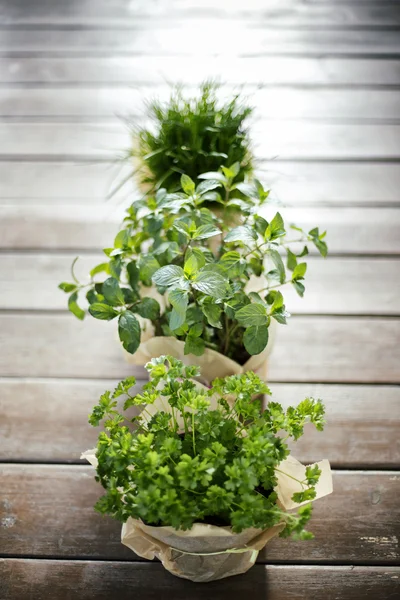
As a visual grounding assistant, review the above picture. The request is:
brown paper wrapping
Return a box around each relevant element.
[82,447,332,583]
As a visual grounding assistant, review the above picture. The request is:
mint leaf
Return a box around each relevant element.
[266,212,285,240]
[59,282,77,293]
[135,298,160,321]
[68,292,85,320]
[292,280,305,297]
[192,271,227,299]
[193,224,221,240]
[243,325,269,355]
[225,225,257,245]
[202,301,222,328]
[184,334,205,356]
[139,255,161,285]
[118,311,141,355]
[292,263,307,280]
[168,288,189,330]
[152,265,185,288]
[235,303,268,327]
[270,249,286,284]
[196,179,221,195]
[102,277,125,306]
[181,174,195,195]
[89,303,119,321]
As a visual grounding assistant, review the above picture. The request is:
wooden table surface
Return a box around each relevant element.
[0,1,400,598]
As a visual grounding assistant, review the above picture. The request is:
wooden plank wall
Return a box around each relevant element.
[0,1,399,598]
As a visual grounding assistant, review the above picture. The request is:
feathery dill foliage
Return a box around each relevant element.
[90,355,325,536]
[133,82,253,191]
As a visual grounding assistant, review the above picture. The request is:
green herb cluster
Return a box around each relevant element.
[90,356,325,536]
[60,166,327,364]
[131,82,253,191]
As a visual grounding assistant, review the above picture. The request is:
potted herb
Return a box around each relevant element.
[126,81,253,194]
[60,168,327,383]
[82,356,332,583]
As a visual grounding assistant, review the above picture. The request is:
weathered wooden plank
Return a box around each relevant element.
[2,27,400,56]
[0,122,399,159]
[1,0,399,26]
[1,57,400,85]
[0,162,399,207]
[0,562,399,600]
[1,379,398,466]
[1,254,399,315]
[2,87,400,121]
[1,206,400,255]
[0,314,398,382]
[0,466,398,563]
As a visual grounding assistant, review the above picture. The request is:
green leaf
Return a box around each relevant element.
[313,238,328,258]
[225,225,257,245]
[89,263,109,278]
[114,229,130,249]
[59,282,77,293]
[196,179,222,195]
[219,251,245,277]
[102,277,125,306]
[186,247,206,269]
[192,271,227,299]
[127,261,140,288]
[184,253,198,276]
[193,224,221,240]
[88,302,118,321]
[180,174,195,195]
[235,303,268,327]
[198,171,226,182]
[292,281,305,297]
[184,334,205,356]
[270,250,286,284]
[286,249,297,271]
[118,311,141,354]
[292,263,307,281]
[168,288,189,331]
[266,212,285,240]
[68,292,85,320]
[139,255,161,285]
[243,325,269,355]
[202,301,222,328]
[135,298,160,321]
[152,265,185,288]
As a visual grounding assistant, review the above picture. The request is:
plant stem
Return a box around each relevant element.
[192,412,196,455]
[275,468,305,488]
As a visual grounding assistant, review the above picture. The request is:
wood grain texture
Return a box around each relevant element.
[0,561,399,600]
[1,379,398,466]
[2,87,400,121]
[1,0,399,26]
[2,27,400,56]
[1,162,399,207]
[1,466,399,563]
[0,122,399,159]
[2,254,399,315]
[0,314,398,383]
[2,57,400,85]
[1,205,400,255]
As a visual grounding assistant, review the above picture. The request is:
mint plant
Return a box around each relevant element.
[60,166,327,365]
[128,82,253,192]
[89,355,325,536]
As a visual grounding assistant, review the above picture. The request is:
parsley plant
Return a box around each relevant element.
[89,356,325,536]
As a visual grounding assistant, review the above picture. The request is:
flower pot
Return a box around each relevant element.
[121,519,284,583]
[125,334,275,385]
[82,450,332,583]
